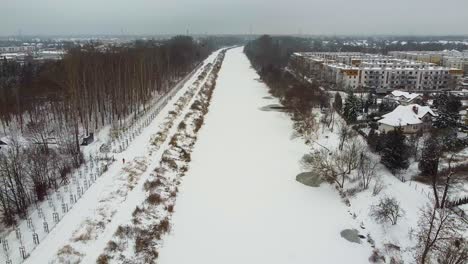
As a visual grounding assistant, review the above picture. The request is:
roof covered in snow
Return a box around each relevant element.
[385,90,421,102]
[378,104,436,127]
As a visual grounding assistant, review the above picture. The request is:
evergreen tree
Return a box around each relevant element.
[381,127,409,173]
[343,92,359,123]
[364,94,373,113]
[334,92,342,112]
[419,134,441,177]
[378,101,397,114]
[367,128,378,151]
[433,93,461,129]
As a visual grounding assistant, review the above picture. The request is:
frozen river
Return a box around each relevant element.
[158,47,371,264]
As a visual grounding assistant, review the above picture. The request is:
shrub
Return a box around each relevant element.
[368,249,385,263]
[132,206,143,217]
[96,254,110,264]
[190,100,202,111]
[193,117,204,132]
[169,135,178,148]
[135,233,151,253]
[179,165,189,173]
[372,179,385,196]
[105,241,118,252]
[114,225,132,239]
[144,178,162,191]
[158,218,171,234]
[178,121,186,130]
[161,156,178,170]
[180,149,191,162]
[147,193,163,205]
[370,196,405,225]
[167,204,174,213]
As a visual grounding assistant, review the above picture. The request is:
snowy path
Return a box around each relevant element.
[158,47,371,263]
[22,50,222,264]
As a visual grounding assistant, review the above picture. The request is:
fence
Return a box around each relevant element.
[0,62,204,264]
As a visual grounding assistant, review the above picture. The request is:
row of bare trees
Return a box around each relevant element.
[0,135,79,225]
[0,36,222,226]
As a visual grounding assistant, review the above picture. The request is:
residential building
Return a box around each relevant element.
[383,90,422,105]
[290,52,463,91]
[390,50,468,75]
[377,104,437,134]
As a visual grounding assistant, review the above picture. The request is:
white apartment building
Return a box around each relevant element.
[390,50,468,74]
[291,52,463,91]
[0,46,35,53]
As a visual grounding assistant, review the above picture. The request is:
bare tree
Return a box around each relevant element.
[419,134,458,209]
[437,238,467,264]
[338,122,354,150]
[370,196,405,225]
[341,139,365,174]
[293,108,318,144]
[358,154,378,189]
[413,203,467,264]
[25,116,51,154]
[302,146,358,189]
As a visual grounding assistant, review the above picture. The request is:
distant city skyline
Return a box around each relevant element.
[2,0,468,36]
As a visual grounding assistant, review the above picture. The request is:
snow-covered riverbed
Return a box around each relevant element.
[158,47,371,263]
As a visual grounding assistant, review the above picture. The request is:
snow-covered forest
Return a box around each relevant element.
[0,36,232,227]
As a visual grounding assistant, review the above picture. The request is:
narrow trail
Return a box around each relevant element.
[157,47,371,263]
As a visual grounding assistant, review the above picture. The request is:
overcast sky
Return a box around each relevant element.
[2,0,468,36]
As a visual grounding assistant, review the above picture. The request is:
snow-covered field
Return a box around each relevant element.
[157,47,372,263]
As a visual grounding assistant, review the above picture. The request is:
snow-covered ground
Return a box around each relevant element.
[157,47,372,263]
[8,49,223,264]
[6,46,462,264]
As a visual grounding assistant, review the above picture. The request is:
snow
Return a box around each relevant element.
[5,46,464,264]
[378,104,436,127]
[306,114,431,262]
[10,49,223,264]
[157,47,372,263]
[386,90,421,103]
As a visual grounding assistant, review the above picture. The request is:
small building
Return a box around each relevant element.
[378,104,437,134]
[383,90,422,105]
[81,133,94,146]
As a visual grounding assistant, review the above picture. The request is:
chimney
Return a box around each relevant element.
[412,105,418,114]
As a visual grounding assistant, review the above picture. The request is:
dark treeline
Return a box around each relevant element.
[0,36,238,226]
[244,35,328,122]
[244,35,311,70]
[310,37,468,54]
[244,35,468,55]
